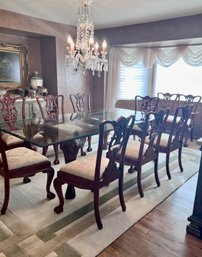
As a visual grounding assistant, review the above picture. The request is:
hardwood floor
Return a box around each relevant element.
[98,141,202,257]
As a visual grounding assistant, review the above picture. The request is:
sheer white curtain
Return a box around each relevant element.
[105,45,202,109]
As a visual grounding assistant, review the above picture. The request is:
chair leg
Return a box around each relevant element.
[178,146,183,172]
[53,144,60,165]
[53,176,65,214]
[183,126,190,147]
[94,189,103,230]
[137,167,144,198]
[118,171,126,211]
[23,176,31,183]
[190,127,194,142]
[80,137,87,156]
[166,152,172,180]
[128,166,135,173]
[42,146,48,156]
[154,158,160,187]
[87,136,92,152]
[80,146,86,156]
[1,177,10,215]
[46,167,56,200]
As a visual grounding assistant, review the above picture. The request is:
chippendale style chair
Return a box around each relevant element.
[178,94,201,146]
[120,109,169,198]
[158,105,193,180]
[0,135,55,214]
[36,95,64,164]
[132,95,159,137]
[53,115,135,230]
[69,93,92,156]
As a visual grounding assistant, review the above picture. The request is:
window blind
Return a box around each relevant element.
[117,62,153,100]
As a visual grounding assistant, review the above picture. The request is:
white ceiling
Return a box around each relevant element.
[1,0,202,29]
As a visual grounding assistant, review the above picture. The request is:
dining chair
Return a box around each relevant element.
[69,93,92,156]
[178,94,201,146]
[119,108,169,198]
[157,105,193,180]
[53,115,135,230]
[0,135,55,215]
[36,94,64,164]
[0,96,25,150]
[132,95,159,137]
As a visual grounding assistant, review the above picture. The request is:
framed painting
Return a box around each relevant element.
[0,42,29,90]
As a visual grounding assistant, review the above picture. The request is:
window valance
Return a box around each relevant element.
[115,45,202,67]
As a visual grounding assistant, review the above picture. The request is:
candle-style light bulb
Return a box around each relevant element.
[102,40,107,49]
[102,40,107,55]
[71,41,75,52]
[67,35,73,44]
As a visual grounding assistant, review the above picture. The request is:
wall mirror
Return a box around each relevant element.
[0,42,29,90]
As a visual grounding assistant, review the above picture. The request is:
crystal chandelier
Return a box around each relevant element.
[66,0,108,76]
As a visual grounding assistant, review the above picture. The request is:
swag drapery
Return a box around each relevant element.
[104,45,202,110]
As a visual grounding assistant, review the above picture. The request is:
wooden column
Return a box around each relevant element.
[187,138,202,238]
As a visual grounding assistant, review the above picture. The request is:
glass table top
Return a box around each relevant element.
[0,108,142,147]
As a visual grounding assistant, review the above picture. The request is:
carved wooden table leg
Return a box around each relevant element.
[187,139,202,239]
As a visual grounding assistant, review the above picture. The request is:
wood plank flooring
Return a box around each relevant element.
[98,144,202,257]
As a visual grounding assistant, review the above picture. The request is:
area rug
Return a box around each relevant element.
[0,146,200,257]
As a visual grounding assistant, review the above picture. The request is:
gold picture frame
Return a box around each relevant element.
[0,42,29,90]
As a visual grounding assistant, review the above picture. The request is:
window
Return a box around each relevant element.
[117,62,153,100]
[154,58,202,96]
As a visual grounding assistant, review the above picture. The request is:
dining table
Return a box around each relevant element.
[0,108,142,198]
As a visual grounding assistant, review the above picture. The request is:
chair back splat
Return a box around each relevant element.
[157,92,179,114]
[69,93,92,155]
[178,94,201,114]
[98,115,135,186]
[0,96,26,150]
[0,96,25,130]
[36,95,64,122]
[70,93,91,113]
[53,115,135,230]
[36,95,64,165]
[135,95,159,115]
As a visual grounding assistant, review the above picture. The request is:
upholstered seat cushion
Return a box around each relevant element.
[145,133,174,148]
[159,133,170,147]
[60,154,109,181]
[132,124,143,132]
[1,133,24,146]
[158,133,175,148]
[124,140,148,161]
[166,115,191,126]
[0,147,49,170]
